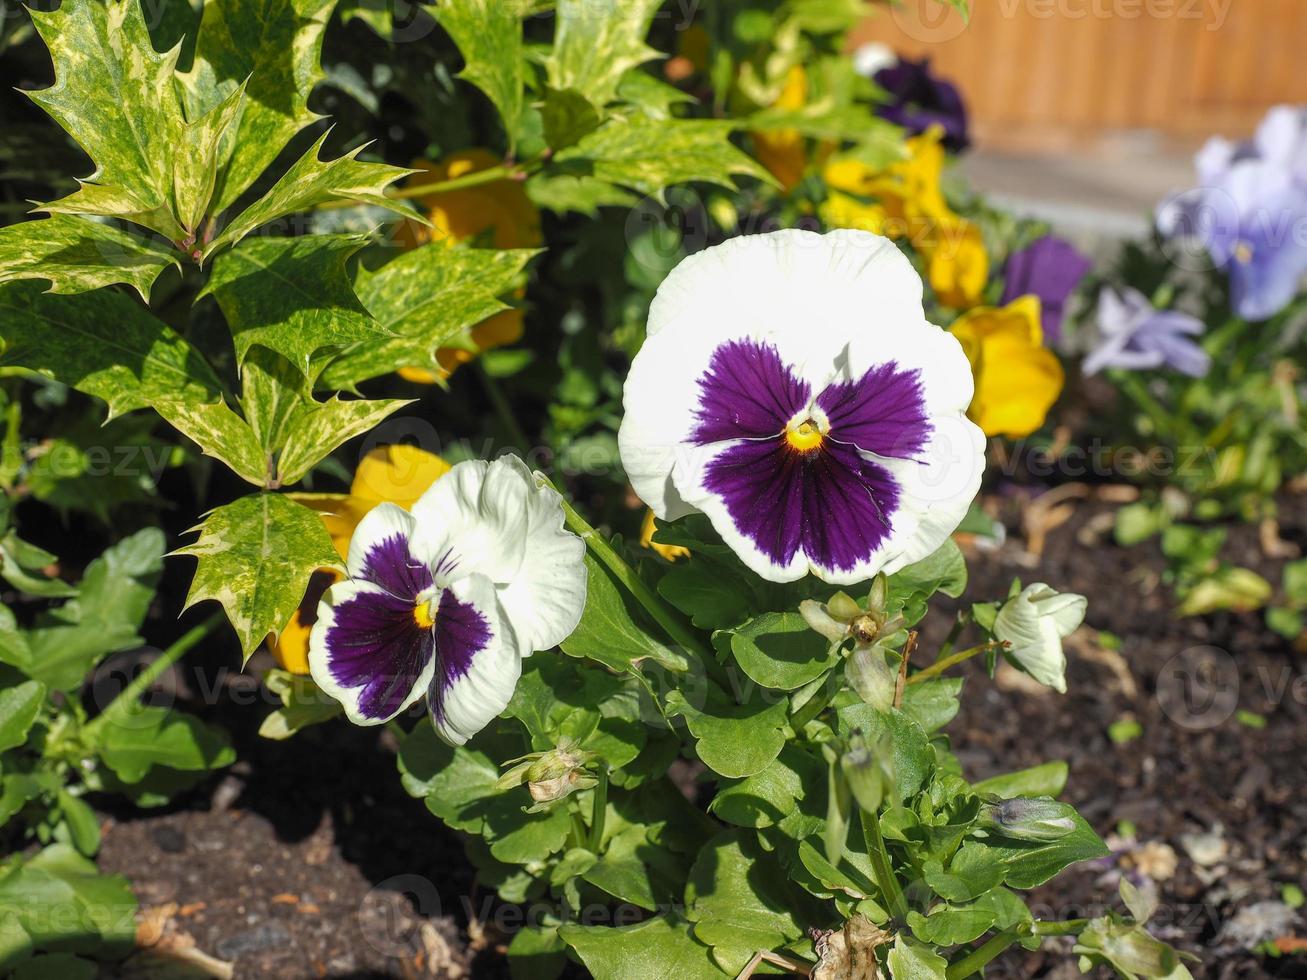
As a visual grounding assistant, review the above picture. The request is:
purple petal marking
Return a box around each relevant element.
[326,588,434,721]
[817,361,930,460]
[702,434,901,573]
[691,339,810,444]
[427,590,494,725]
[361,533,433,599]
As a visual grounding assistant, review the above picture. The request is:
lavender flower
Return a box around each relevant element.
[1158,105,1307,321]
[1000,236,1092,344]
[1084,287,1210,378]
[871,56,970,154]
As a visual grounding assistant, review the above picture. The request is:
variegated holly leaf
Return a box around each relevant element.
[545,0,662,110]
[433,0,525,149]
[555,119,773,199]
[179,0,338,214]
[202,234,391,383]
[240,347,410,486]
[205,133,418,256]
[0,282,269,485]
[321,244,537,388]
[0,215,177,300]
[25,0,248,242]
[176,492,342,662]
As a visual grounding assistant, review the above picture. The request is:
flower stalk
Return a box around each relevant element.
[859,808,909,923]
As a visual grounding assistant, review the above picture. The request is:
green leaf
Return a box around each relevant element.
[0,282,268,484]
[94,704,236,782]
[891,539,968,600]
[507,924,566,980]
[434,0,526,148]
[685,831,825,975]
[730,612,841,690]
[899,677,963,733]
[323,244,537,388]
[541,87,602,152]
[666,687,788,779]
[616,70,695,121]
[25,0,226,240]
[907,903,995,947]
[560,553,687,673]
[55,791,101,857]
[0,215,176,300]
[23,528,163,691]
[258,670,343,739]
[710,745,820,830]
[525,172,638,216]
[0,844,136,958]
[973,761,1069,799]
[886,934,947,979]
[835,705,934,800]
[202,234,389,383]
[180,0,338,213]
[0,680,45,752]
[545,0,662,110]
[205,133,415,256]
[176,492,342,661]
[555,118,772,199]
[656,559,750,631]
[978,810,1109,889]
[560,915,725,980]
[240,348,409,485]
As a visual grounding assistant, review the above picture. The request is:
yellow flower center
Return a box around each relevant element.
[413,600,437,630]
[1234,241,1254,264]
[786,419,825,453]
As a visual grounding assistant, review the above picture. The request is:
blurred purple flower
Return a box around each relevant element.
[1000,236,1092,343]
[1157,105,1307,321]
[872,56,970,154]
[1084,287,1210,378]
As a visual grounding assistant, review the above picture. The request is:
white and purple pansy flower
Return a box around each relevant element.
[618,229,985,585]
[308,456,586,745]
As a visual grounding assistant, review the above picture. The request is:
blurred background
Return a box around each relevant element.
[854,0,1306,237]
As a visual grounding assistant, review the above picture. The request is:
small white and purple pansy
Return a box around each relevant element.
[619,229,985,585]
[308,456,586,745]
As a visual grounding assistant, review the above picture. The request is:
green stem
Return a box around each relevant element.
[551,489,713,669]
[86,613,223,738]
[395,164,517,199]
[945,933,1019,980]
[588,765,609,851]
[906,640,1004,686]
[859,808,909,923]
[936,611,969,661]
[789,680,836,732]
[1031,918,1090,937]
[478,364,530,452]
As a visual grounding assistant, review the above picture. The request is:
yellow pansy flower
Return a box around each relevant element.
[271,445,451,674]
[751,65,809,192]
[821,129,989,309]
[948,296,1064,439]
[928,217,989,309]
[397,149,542,383]
[640,509,689,562]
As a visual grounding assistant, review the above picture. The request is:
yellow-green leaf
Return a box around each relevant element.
[0,214,177,300]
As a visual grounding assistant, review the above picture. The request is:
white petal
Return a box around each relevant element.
[993,584,1085,694]
[409,458,530,583]
[492,458,587,653]
[429,573,521,746]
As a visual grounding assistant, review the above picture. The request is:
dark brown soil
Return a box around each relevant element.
[92,491,1307,979]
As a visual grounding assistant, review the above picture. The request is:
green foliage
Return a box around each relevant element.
[176,492,342,661]
[0,531,233,863]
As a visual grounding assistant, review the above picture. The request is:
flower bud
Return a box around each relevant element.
[979,797,1078,841]
[993,583,1087,693]
[528,769,598,805]
[845,644,896,710]
[840,731,894,815]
